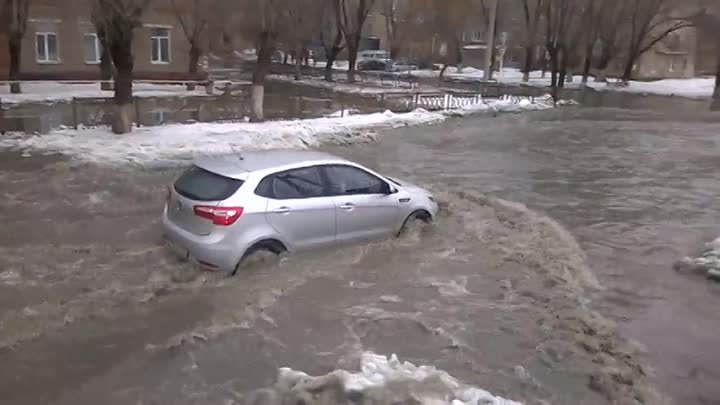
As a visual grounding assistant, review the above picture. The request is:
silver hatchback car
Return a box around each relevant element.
[162,150,439,273]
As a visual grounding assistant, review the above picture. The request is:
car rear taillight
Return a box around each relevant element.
[193,206,244,226]
[165,186,172,203]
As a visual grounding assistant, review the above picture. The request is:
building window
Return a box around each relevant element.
[83,33,101,64]
[151,28,171,64]
[36,32,59,63]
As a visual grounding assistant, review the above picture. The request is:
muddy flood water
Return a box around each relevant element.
[1,103,720,405]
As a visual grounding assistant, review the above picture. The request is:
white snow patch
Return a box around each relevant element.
[279,352,522,405]
[447,94,560,116]
[409,67,717,99]
[0,109,445,165]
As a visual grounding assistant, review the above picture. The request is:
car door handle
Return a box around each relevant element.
[273,206,291,214]
[339,203,355,210]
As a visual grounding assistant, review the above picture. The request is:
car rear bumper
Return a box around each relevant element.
[161,210,243,272]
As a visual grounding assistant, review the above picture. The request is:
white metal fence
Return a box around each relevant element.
[403,93,484,111]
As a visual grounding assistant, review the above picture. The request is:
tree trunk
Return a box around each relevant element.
[250,84,264,122]
[595,69,607,83]
[714,41,720,100]
[324,48,338,81]
[303,48,310,66]
[390,44,400,60]
[9,34,22,94]
[294,43,303,80]
[581,54,591,85]
[251,35,274,122]
[187,45,201,91]
[110,39,134,134]
[439,64,449,79]
[522,45,533,82]
[347,40,359,83]
[558,49,567,89]
[621,53,635,83]
[548,47,559,103]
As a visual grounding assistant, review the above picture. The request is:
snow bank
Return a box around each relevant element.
[446,94,570,117]
[601,77,716,99]
[0,95,562,165]
[0,109,445,165]
[409,67,717,99]
[274,352,522,405]
[0,82,225,104]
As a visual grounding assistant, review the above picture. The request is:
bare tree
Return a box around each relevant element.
[171,0,208,90]
[283,0,320,80]
[619,0,691,83]
[237,0,282,122]
[591,0,627,82]
[339,0,375,83]
[319,0,345,81]
[2,0,30,94]
[92,0,151,134]
[413,0,475,79]
[688,1,720,100]
[521,0,544,82]
[381,0,400,59]
[94,25,116,91]
[543,0,582,101]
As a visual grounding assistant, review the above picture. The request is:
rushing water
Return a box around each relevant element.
[326,105,720,405]
[1,100,719,405]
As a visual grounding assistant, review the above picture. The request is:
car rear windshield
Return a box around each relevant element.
[174,166,244,201]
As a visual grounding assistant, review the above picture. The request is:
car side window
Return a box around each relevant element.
[255,166,326,200]
[324,165,388,196]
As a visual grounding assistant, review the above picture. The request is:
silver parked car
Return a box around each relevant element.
[162,150,439,274]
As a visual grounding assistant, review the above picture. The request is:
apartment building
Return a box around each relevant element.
[0,0,197,81]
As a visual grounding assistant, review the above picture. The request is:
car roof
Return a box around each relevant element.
[194,150,348,178]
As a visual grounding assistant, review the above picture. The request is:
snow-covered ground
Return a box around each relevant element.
[0,81,236,104]
[410,67,717,99]
[0,109,446,165]
[0,97,557,165]
[275,352,521,405]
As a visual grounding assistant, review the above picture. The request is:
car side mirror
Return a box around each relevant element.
[385,183,398,195]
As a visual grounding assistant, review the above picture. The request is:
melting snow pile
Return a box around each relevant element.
[0,95,566,165]
[0,109,445,166]
[674,237,720,282]
[258,353,522,405]
[447,94,569,117]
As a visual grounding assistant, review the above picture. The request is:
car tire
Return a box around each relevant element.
[232,240,286,275]
[398,210,432,237]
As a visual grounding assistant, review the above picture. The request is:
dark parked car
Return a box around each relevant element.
[358,59,389,71]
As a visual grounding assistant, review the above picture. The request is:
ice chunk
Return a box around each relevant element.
[274,352,523,405]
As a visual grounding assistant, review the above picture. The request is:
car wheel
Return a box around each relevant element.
[398,210,432,237]
[232,240,286,275]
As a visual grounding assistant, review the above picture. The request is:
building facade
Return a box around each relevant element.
[1,0,196,81]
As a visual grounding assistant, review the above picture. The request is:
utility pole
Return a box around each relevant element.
[483,0,498,81]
